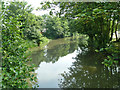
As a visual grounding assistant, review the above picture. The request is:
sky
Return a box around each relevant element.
[23,0,50,16]
[4,0,56,16]
[23,0,60,16]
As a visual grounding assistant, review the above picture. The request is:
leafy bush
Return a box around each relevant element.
[1,2,36,88]
[23,40,37,49]
[101,43,120,67]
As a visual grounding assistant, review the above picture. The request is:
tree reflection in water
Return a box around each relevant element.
[30,36,119,88]
[59,44,119,88]
[30,37,80,66]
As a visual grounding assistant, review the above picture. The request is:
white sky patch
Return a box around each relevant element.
[25,0,60,16]
[4,0,59,16]
[23,0,50,16]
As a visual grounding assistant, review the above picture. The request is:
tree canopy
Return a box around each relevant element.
[41,2,120,48]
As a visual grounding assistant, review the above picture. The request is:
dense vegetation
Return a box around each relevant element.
[40,2,120,67]
[1,1,49,88]
[42,15,71,39]
[1,0,120,88]
[0,1,77,88]
[1,1,38,88]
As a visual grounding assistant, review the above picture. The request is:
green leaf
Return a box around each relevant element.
[95,49,99,52]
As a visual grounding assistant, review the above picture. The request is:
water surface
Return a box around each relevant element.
[30,37,119,88]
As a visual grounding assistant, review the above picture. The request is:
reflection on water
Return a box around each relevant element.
[59,49,119,88]
[30,37,80,66]
[35,50,79,88]
[30,36,119,88]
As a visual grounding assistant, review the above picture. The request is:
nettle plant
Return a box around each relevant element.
[102,44,120,68]
[1,2,36,88]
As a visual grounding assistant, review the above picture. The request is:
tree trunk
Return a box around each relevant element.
[105,18,110,43]
[115,20,118,41]
[107,16,111,42]
[109,15,115,41]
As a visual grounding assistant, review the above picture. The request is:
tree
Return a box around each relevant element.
[42,15,70,39]
[6,1,47,46]
[40,2,120,49]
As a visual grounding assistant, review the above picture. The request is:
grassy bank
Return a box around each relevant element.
[27,39,50,52]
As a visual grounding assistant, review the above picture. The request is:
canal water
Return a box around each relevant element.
[30,36,119,88]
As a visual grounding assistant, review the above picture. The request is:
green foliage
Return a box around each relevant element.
[102,43,120,67]
[102,56,118,67]
[1,1,119,88]
[40,2,120,68]
[41,2,120,49]
[1,1,50,88]
[95,42,120,67]
[24,40,37,49]
[42,15,71,39]
[1,1,37,88]
[23,13,49,46]
[5,1,47,47]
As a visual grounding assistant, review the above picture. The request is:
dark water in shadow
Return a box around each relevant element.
[30,36,119,88]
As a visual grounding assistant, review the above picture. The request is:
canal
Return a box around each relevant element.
[30,36,119,88]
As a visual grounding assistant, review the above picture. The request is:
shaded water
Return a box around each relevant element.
[30,36,119,88]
